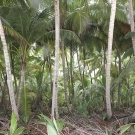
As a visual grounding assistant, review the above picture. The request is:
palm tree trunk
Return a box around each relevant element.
[17,61,25,109]
[114,40,122,109]
[10,49,18,92]
[77,47,84,91]
[126,0,135,122]
[48,55,53,93]
[0,75,7,110]
[106,0,116,120]
[82,47,85,93]
[51,0,60,118]
[129,0,135,54]
[61,37,70,111]
[65,51,71,87]
[0,19,19,120]
[70,43,74,105]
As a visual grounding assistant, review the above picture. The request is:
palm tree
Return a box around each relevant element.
[0,19,19,120]
[106,0,117,120]
[51,0,60,118]
[128,0,135,54]
[2,2,53,108]
[123,0,135,124]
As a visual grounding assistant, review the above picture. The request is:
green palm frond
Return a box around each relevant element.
[43,29,81,44]
[3,25,29,45]
[0,7,11,18]
[0,16,11,27]
[28,20,51,43]
[65,8,90,35]
[115,4,128,23]
[38,6,53,19]
[0,0,15,6]
[7,6,30,39]
[61,29,81,44]
[17,0,30,9]
[124,32,135,39]
[122,48,134,59]
[89,3,111,21]
[89,2,127,23]
[117,56,135,83]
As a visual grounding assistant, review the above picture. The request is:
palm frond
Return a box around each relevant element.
[28,20,50,43]
[7,6,30,39]
[0,0,15,6]
[65,8,90,35]
[0,16,11,27]
[60,29,81,44]
[3,25,29,45]
[122,48,134,59]
[124,32,135,39]
[17,0,30,9]
[89,3,111,21]
[0,7,11,18]
[42,29,81,44]
[38,6,53,19]
[117,56,135,83]
[115,4,128,23]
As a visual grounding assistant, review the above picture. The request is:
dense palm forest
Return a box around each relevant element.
[0,0,135,134]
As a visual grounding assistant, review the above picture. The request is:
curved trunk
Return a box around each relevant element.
[106,0,116,120]
[0,20,19,120]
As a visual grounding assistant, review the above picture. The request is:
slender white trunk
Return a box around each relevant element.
[0,20,19,120]
[129,0,135,54]
[51,0,60,118]
[106,0,116,120]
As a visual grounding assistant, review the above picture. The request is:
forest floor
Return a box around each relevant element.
[0,108,135,135]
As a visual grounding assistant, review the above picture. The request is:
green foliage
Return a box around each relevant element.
[7,6,30,39]
[118,56,135,82]
[122,48,134,59]
[20,88,31,124]
[119,123,135,135]
[76,100,89,116]
[9,112,25,135]
[66,8,90,35]
[125,32,135,39]
[37,114,64,135]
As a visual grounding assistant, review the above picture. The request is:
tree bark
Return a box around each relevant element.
[70,43,74,105]
[77,47,84,91]
[17,61,25,109]
[0,19,19,120]
[124,0,135,124]
[114,40,122,109]
[51,0,60,118]
[129,0,135,54]
[106,0,116,120]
